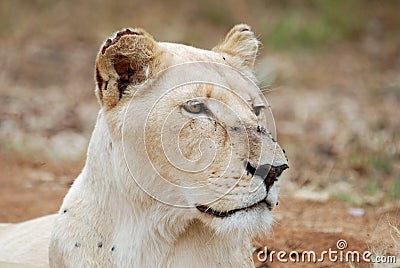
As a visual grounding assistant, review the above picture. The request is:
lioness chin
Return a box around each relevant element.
[0,24,288,268]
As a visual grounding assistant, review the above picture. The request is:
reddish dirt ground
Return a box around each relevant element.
[0,153,81,222]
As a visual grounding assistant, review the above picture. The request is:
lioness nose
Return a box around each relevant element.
[259,164,288,190]
[246,161,289,190]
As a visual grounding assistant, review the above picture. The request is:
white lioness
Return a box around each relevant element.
[0,24,288,268]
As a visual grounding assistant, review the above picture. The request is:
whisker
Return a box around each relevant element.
[259,85,284,94]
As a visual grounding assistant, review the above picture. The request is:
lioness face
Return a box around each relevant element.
[95,25,288,235]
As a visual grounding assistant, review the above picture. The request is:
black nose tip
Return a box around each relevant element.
[261,163,288,190]
[245,162,289,190]
[258,163,288,179]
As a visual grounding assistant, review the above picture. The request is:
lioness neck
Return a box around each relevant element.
[50,113,254,268]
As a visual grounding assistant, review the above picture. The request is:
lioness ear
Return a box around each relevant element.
[213,24,259,70]
[95,28,159,109]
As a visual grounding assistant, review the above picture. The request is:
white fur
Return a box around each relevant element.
[0,25,288,268]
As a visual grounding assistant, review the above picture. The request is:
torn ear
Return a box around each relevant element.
[213,24,259,71]
[95,28,159,109]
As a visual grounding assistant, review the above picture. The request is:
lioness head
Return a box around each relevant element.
[94,25,288,236]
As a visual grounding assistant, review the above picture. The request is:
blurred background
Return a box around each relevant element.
[0,0,399,266]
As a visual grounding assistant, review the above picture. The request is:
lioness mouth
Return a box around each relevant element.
[196,199,272,218]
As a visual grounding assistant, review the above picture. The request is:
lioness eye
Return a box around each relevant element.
[182,100,205,114]
[254,106,263,116]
